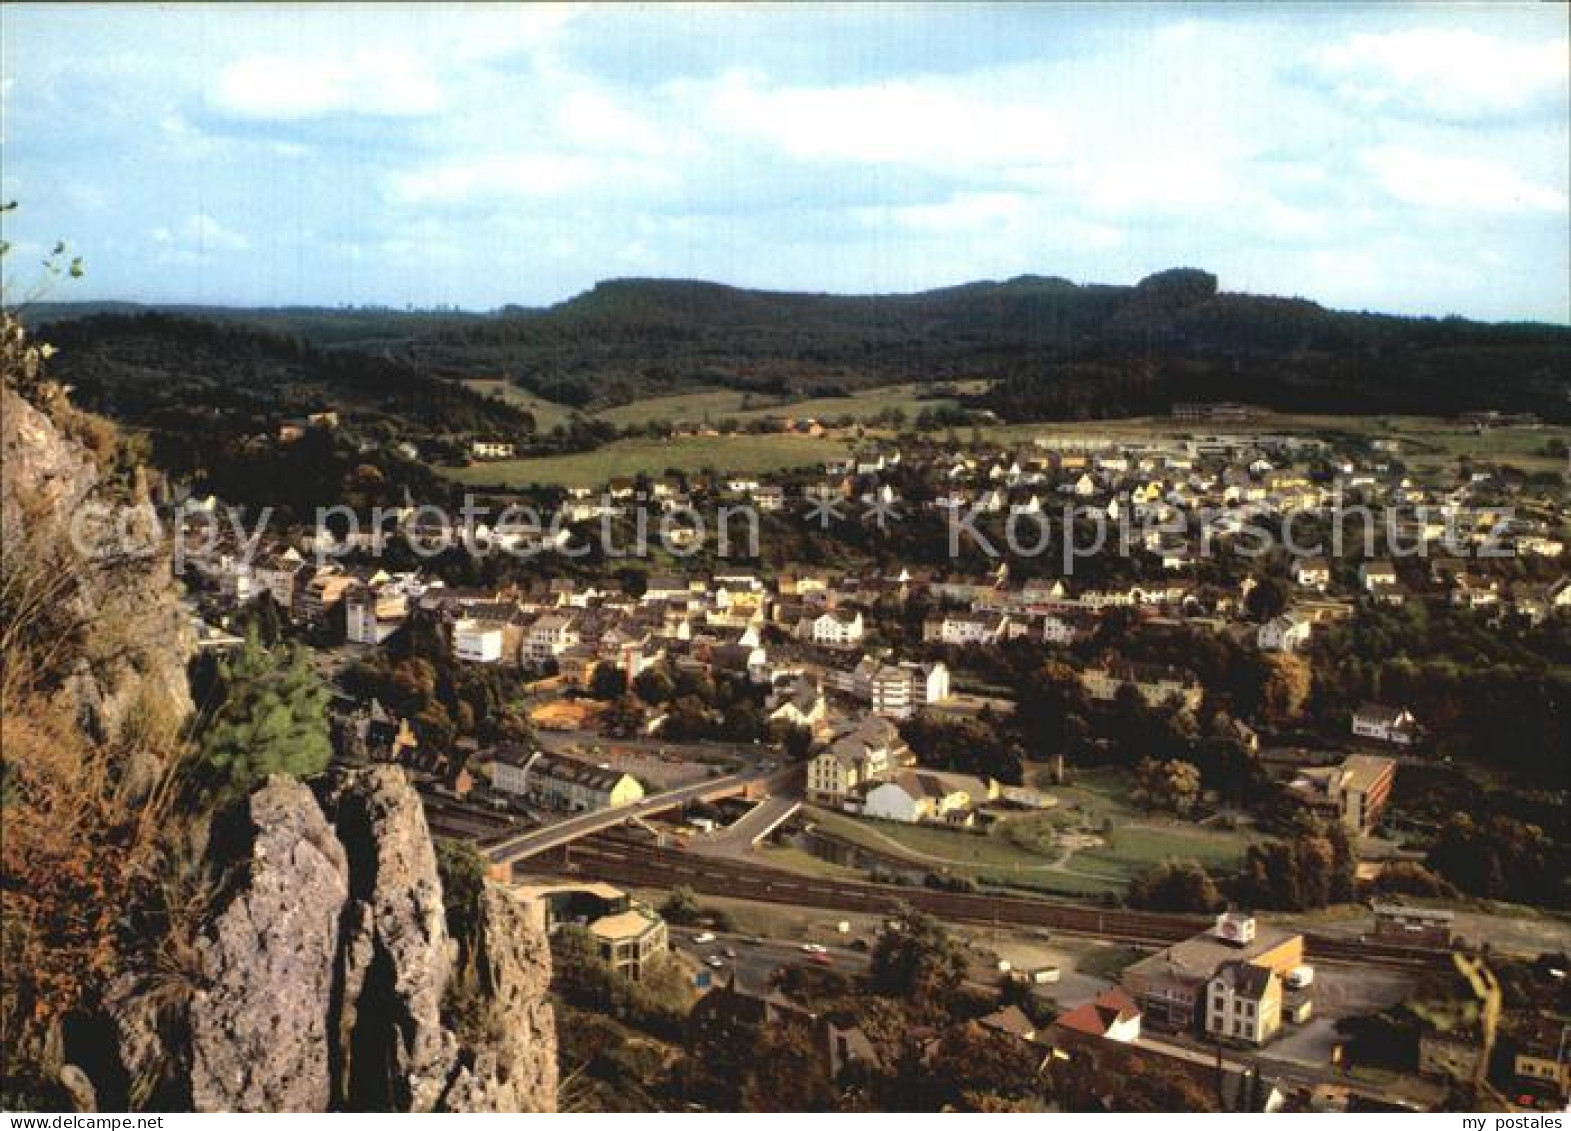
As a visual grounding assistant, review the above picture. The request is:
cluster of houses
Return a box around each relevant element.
[480,744,646,813]
[798,714,997,826]
[181,414,1568,672]
[172,421,1565,848]
[1396,946,1570,1108]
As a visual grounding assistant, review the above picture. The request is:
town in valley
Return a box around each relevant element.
[3,1,1568,1116]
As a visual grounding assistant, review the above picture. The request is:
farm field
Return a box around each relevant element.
[459,378,578,432]
[977,413,1568,474]
[595,388,758,428]
[443,432,853,488]
[443,400,1567,489]
[595,380,985,430]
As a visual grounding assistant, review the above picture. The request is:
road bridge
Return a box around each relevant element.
[484,762,801,868]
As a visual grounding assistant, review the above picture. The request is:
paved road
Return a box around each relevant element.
[486,762,798,865]
[689,785,804,861]
[669,925,870,987]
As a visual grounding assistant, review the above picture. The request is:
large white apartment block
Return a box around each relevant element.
[870,661,950,719]
[453,617,507,664]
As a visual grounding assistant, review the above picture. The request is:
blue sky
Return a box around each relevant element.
[3,3,1567,321]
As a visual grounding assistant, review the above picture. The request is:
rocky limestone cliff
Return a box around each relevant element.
[3,321,555,1112]
[0,379,194,777]
[112,768,557,1113]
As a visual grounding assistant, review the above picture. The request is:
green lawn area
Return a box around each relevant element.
[755,843,868,881]
[1073,824,1255,882]
[442,433,853,488]
[1384,421,1568,474]
[803,764,1260,898]
[810,807,1056,873]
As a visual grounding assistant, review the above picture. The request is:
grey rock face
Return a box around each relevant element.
[162,767,555,1112]
[188,776,349,1112]
[437,884,558,1112]
[0,384,194,781]
[324,766,458,1112]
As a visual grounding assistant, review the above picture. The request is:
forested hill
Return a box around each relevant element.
[30,268,1571,420]
[36,311,532,436]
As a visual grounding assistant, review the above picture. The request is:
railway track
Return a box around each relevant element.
[543,836,1452,971]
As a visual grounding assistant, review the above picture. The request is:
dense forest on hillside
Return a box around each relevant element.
[32,267,1571,421]
[39,312,534,435]
[32,313,537,520]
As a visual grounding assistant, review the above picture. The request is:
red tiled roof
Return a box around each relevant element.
[1053,988,1141,1037]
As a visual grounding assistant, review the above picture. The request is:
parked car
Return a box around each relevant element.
[694,931,717,945]
[800,942,828,955]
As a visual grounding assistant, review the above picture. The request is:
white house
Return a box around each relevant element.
[1080,663,1204,712]
[453,617,507,664]
[525,613,581,667]
[471,439,516,460]
[253,549,305,610]
[861,770,992,824]
[807,716,906,804]
[924,612,1007,647]
[346,583,408,645]
[1205,961,1283,1046]
[1257,613,1312,653]
[801,609,864,648]
[1352,703,1420,746]
[1039,612,1087,646]
[1359,560,1398,592]
[1293,558,1331,590]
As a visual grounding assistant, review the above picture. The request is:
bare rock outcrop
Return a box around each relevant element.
[0,380,193,777]
[5,332,551,1111]
[437,883,557,1113]
[188,776,349,1112]
[108,766,557,1112]
[324,766,459,1112]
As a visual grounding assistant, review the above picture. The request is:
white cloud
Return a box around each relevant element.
[1363,147,1567,214]
[385,152,673,206]
[150,212,251,254]
[1071,150,1242,217]
[1310,28,1569,120]
[688,70,1067,169]
[214,49,443,119]
[555,88,692,157]
[856,191,1124,250]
